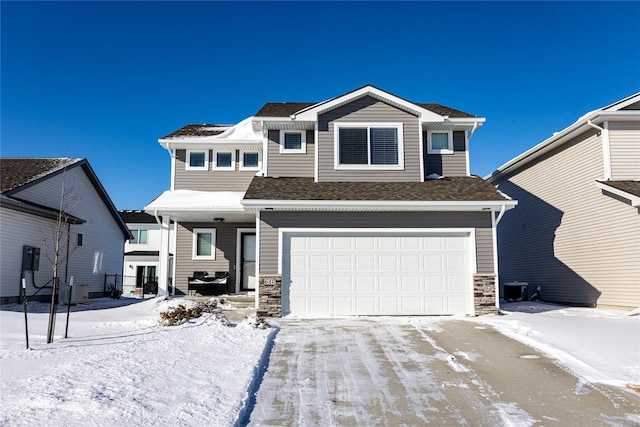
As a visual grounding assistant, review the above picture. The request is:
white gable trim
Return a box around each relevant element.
[291,85,444,123]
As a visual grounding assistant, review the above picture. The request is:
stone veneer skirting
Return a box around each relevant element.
[257,275,282,318]
[473,274,498,315]
[258,273,497,317]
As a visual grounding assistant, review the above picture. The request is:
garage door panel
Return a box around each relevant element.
[284,232,473,316]
[356,276,376,292]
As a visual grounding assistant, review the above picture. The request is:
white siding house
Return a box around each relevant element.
[0,158,131,303]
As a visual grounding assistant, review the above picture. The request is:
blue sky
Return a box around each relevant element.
[2,1,639,210]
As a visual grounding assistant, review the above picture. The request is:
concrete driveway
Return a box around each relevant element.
[246,318,639,426]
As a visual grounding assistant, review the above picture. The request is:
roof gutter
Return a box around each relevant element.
[242,199,517,212]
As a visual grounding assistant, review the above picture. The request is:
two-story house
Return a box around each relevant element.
[120,210,175,296]
[487,93,640,309]
[146,85,516,317]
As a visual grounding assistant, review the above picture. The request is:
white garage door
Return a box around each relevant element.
[282,231,474,316]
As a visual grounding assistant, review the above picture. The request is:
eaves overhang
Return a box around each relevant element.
[596,181,640,207]
[291,85,445,123]
[241,199,517,212]
[486,109,640,183]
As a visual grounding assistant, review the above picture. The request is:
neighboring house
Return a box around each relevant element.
[120,210,175,295]
[0,158,131,303]
[146,85,516,317]
[487,93,640,309]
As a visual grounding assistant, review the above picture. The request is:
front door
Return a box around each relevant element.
[240,233,256,291]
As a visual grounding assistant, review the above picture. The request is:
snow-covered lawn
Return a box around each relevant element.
[471,301,640,389]
[1,298,638,426]
[0,297,273,426]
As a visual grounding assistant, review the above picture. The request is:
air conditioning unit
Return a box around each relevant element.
[59,284,89,305]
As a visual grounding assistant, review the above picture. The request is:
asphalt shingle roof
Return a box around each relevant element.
[601,180,640,198]
[254,101,476,118]
[119,210,158,224]
[1,158,80,193]
[160,124,233,139]
[244,176,508,202]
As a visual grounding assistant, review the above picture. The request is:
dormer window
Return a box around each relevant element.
[427,130,453,154]
[280,130,306,153]
[334,123,404,170]
[186,150,208,170]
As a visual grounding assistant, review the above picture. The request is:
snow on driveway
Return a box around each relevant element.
[0,297,273,427]
[470,301,640,388]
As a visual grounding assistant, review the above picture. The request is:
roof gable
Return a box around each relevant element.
[1,157,132,239]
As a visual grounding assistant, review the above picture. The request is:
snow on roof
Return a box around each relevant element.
[145,189,246,212]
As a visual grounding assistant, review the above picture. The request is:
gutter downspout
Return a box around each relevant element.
[587,120,611,180]
[465,121,480,177]
[169,148,176,191]
[261,121,268,177]
[492,204,507,311]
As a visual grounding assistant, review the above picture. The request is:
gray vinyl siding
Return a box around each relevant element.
[1,167,125,300]
[317,96,421,182]
[609,121,640,180]
[267,130,314,177]
[259,211,494,275]
[174,221,253,295]
[174,149,256,191]
[494,129,640,308]
[424,131,468,177]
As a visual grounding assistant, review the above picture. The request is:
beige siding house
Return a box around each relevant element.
[146,85,516,317]
[1,158,131,303]
[487,93,640,309]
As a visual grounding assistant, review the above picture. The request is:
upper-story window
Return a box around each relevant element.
[280,130,306,154]
[334,123,404,170]
[213,151,235,171]
[240,151,261,170]
[427,130,453,154]
[186,150,208,170]
[130,229,148,244]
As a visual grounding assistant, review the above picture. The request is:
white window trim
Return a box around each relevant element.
[240,150,262,171]
[186,150,209,170]
[212,151,236,171]
[427,130,454,155]
[279,130,307,154]
[192,228,216,260]
[333,122,404,170]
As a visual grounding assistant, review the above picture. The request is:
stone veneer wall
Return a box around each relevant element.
[474,274,498,315]
[257,275,282,317]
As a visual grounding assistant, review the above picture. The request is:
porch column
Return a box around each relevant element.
[158,215,171,296]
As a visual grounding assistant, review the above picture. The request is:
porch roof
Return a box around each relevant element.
[144,190,254,222]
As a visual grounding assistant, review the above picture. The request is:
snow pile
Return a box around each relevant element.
[0,297,273,426]
[472,301,640,388]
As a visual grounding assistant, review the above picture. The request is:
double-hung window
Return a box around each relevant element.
[130,229,148,244]
[427,130,453,154]
[280,130,306,153]
[192,228,216,260]
[213,151,235,170]
[334,123,404,170]
[186,150,208,170]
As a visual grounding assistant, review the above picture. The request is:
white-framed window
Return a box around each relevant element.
[334,123,404,170]
[279,130,307,154]
[130,229,148,244]
[186,150,208,170]
[213,151,235,171]
[427,130,454,154]
[192,228,216,260]
[240,150,261,170]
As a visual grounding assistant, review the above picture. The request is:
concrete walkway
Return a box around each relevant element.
[247,319,639,426]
